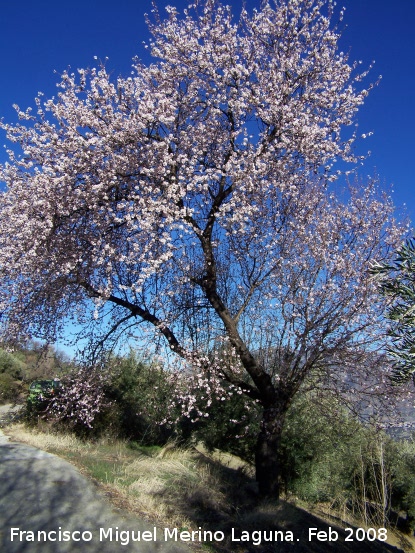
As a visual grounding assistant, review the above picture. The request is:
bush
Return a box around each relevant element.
[0,348,26,404]
[279,392,415,531]
[0,348,25,380]
[23,352,176,441]
[0,372,22,403]
[175,380,261,460]
[279,393,363,502]
[387,438,415,532]
[101,352,176,444]
[101,353,259,450]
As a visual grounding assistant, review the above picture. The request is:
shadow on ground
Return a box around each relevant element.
[150,448,406,553]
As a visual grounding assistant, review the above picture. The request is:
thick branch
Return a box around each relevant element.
[80,281,188,359]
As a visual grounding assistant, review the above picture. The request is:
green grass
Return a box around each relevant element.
[127,441,162,456]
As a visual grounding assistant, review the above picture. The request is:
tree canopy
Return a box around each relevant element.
[0,0,406,497]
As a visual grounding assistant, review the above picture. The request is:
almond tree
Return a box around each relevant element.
[0,0,405,497]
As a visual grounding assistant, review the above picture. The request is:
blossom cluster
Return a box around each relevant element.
[46,365,110,429]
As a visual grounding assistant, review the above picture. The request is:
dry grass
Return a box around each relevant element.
[5,424,251,530]
[125,448,227,527]
[308,501,415,553]
[5,422,89,453]
[4,424,415,553]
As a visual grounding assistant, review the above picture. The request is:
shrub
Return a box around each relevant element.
[174,379,261,460]
[0,348,25,380]
[387,438,415,532]
[0,372,22,403]
[0,348,26,404]
[102,352,176,444]
[279,392,415,531]
[279,393,363,502]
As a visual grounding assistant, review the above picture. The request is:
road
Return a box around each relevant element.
[0,424,189,553]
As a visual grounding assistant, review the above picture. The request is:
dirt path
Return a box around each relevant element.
[0,427,189,553]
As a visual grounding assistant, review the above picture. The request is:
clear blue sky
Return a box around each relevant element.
[0,0,414,223]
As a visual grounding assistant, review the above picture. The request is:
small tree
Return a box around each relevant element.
[372,238,415,384]
[0,0,405,497]
[46,364,109,431]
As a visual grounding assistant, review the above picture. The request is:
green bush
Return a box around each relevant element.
[0,372,22,403]
[387,438,415,532]
[100,353,260,452]
[0,348,25,380]
[103,352,175,444]
[278,392,415,531]
[0,349,27,404]
[279,393,363,502]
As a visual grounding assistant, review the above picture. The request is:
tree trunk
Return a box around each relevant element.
[255,405,286,499]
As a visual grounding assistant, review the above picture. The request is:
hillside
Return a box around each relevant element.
[3,423,414,553]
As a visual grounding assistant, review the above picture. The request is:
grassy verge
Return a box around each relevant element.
[4,423,415,553]
[5,424,254,529]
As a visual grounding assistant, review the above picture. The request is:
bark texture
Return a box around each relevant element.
[255,404,286,499]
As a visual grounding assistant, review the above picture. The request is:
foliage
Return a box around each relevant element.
[103,351,176,444]
[0,348,26,403]
[279,393,360,502]
[0,373,20,403]
[388,438,415,531]
[0,0,406,496]
[0,348,26,380]
[26,378,61,414]
[372,238,415,384]
[175,376,261,459]
[280,392,415,531]
[24,351,177,441]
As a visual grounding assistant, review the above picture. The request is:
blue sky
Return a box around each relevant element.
[0,0,414,223]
